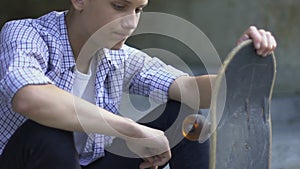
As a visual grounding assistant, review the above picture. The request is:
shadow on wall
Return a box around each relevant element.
[0,0,69,27]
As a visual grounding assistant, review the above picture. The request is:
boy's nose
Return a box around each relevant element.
[121,14,139,30]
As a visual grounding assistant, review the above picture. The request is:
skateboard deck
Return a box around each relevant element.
[209,40,276,169]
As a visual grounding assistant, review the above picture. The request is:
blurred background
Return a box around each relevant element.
[1,0,299,168]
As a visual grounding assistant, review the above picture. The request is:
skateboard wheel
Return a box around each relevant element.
[181,114,206,141]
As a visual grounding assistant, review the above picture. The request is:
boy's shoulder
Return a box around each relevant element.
[0,11,65,42]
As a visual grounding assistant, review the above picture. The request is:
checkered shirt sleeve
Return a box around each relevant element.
[0,21,53,105]
[123,46,188,104]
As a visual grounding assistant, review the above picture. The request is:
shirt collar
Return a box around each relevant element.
[59,11,76,72]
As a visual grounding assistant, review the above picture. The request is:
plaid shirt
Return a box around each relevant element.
[0,11,186,165]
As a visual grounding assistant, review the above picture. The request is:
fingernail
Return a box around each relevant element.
[255,43,261,49]
[257,51,262,55]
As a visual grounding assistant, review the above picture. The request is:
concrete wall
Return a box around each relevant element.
[1,0,299,95]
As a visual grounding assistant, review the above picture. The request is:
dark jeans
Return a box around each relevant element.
[0,101,209,169]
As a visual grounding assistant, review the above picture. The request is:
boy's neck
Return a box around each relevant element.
[65,10,94,74]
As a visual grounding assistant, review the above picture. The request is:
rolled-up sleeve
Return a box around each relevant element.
[0,22,53,105]
[126,47,188,104]
[0,68,53,104]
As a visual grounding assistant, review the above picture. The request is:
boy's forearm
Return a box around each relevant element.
[169,75,216,109]
[11,84,141,139]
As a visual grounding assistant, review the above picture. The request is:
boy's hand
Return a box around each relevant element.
[237,26,277,57]
[124,124,171,169]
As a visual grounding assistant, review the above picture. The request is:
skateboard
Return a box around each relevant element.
[209,40,276,169]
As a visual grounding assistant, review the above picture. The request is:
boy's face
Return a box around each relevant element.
[77,0,148,49]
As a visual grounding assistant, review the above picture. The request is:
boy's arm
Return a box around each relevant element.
[12,84,171,167]
[168,75,216,109]
[12,84,132,135]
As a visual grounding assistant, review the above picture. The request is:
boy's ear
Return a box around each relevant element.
[70,0,86,11]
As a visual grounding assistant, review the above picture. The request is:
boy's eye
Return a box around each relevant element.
[112,3,126,11]
[111,2,144,14]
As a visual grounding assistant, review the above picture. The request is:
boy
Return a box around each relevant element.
[0,0,276,168]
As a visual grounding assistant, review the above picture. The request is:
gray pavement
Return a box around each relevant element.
[271,96,300,169]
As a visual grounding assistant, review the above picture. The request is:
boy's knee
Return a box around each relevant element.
[1,120,79,169]
[25,120,76,156]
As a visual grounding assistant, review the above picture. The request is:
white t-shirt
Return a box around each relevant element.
[72,56,96,154]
